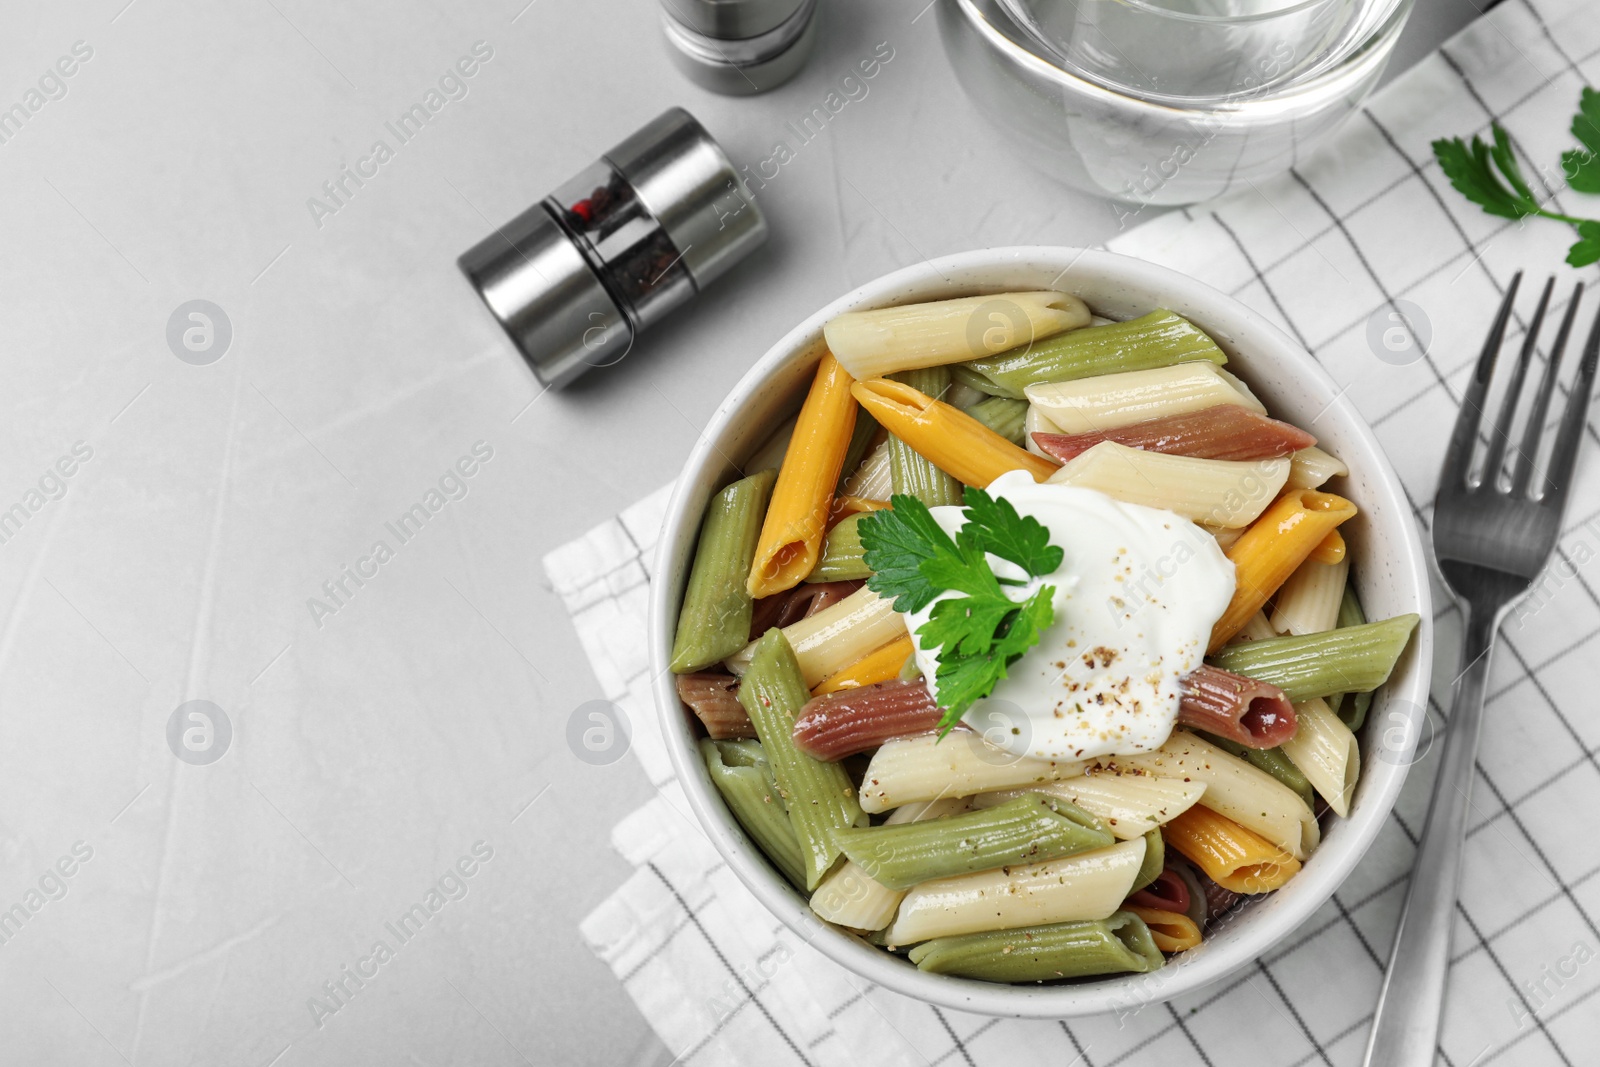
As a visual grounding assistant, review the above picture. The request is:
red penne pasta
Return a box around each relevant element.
[1032,405,1316,463]
[1128,868,1192,914]
[1198,869,1240,923]
[749,579,864,638]
[791,679,945,761]
[676,672,754,739]
[1178,665,1297,748]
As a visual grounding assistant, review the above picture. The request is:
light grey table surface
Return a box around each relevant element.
[0,1,1480,1065]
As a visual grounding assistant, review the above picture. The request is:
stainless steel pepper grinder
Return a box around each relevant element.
[458,108,767,389]
[659,0,819,95]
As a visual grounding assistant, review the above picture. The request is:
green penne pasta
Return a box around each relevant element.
[700,739,805,888]
[888,432,965,507]
[738,629,866,889]
[1332,587,1374,731]
[1130,828,1164,894]
[669,469,778,673]
[807,512,872,582]
[834,410,881,495]
[950,361,1013,398]
[964,310,1228,398]
[832,795,1112,891]
[1344,691,1374,733]
[1336,585,1366,630]
[908,912,1165,981]
[1207,614,1419,702]
[1198,732,1315,808]
[964,396,1029,446]
[888,368,965,507]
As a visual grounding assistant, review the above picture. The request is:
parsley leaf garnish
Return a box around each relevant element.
[962,489,1064,579]
[858,490,1061,736]
[1432,91,1600,267]
[1562,87,1600,194]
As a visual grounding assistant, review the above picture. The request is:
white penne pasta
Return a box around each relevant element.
[823,291,1091,380]
[744,413,798,475]
[1285,445,1347,489]
[1202,523,1244,552]
[1023,404,1056,460]
[1046,441,1289,528]
[970,771,1207,840]
[1095,730,1320,859]
[1024,362,1265,435]
[884,838,1146,944]
[1270,557,1350,636]
[841,439,893,500]
[1229,610,1280,645]
[808,798,970,930]
[945,380,989,411]
[857,733,1087,814]
[1282,698,1361,817]
[725,587,906,687]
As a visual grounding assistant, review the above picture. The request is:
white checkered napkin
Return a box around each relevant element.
[546,0,1600,1061]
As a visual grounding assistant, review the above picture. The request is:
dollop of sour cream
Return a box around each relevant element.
[906,470,1235,762]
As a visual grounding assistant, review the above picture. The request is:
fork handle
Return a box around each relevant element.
[1362,608,1498,1067]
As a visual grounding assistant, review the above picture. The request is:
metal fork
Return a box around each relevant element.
[1363,273,1600,1067]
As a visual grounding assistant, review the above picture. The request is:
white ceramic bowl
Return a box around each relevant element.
[650,247,1432,1017]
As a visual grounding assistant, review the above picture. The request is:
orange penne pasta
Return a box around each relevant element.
[850,379,1058,488]
[1163,805,1301,894]
[1308,529,1346,565]
[1124,904,1202,952]
[828,495,890,525]
[1209,489,1357,651]
[749,353,858,598]
[810,635,915,696]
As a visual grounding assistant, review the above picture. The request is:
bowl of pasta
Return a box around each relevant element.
[651,246,1431,1016]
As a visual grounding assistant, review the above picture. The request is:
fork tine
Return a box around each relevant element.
[1512,283,1582,495]
[1541,298,1600,507]
[1482,276,1553,487]
[1441,272,1522,490]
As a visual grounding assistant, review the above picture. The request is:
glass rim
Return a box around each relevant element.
[985,0,1414,109]
[1062,0,1341,27]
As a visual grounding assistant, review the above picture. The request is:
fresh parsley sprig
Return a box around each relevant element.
[858,490,1063,736]
[1432,88,1600,267]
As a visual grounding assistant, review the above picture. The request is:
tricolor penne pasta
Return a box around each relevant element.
[884,837,1148,943]
[858,732,1087,814]
[669,287,1417,986]
[1025,361,1265,435]
[1178,664,1297,748]
[1046,441,1290,528]
[1269,556,1350,636]
[969,771,1207,840]
[1163,805,1301,894]
[1095,730,1319,860]
[810,635,915,696]
[727,585,907,688]
[851,378,1058,487]
[966,309,1227,397]
[792,679,943,760]
[1285,445,1348,489]
[1032,404,1316,463]
[841,438,894,500]
[1281,697,1361,817]
[823,291,1091,380]
[1209,489,1358,650]
[676,672,752,739]
[748,353,858,598]
[809,797,969,931]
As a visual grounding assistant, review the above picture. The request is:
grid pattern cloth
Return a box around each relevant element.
[542,0,1600,1061]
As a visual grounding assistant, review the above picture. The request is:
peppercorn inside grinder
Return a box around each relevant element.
[458,108,767,388]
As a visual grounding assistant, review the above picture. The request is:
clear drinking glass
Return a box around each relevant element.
[938,0,1414,207]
